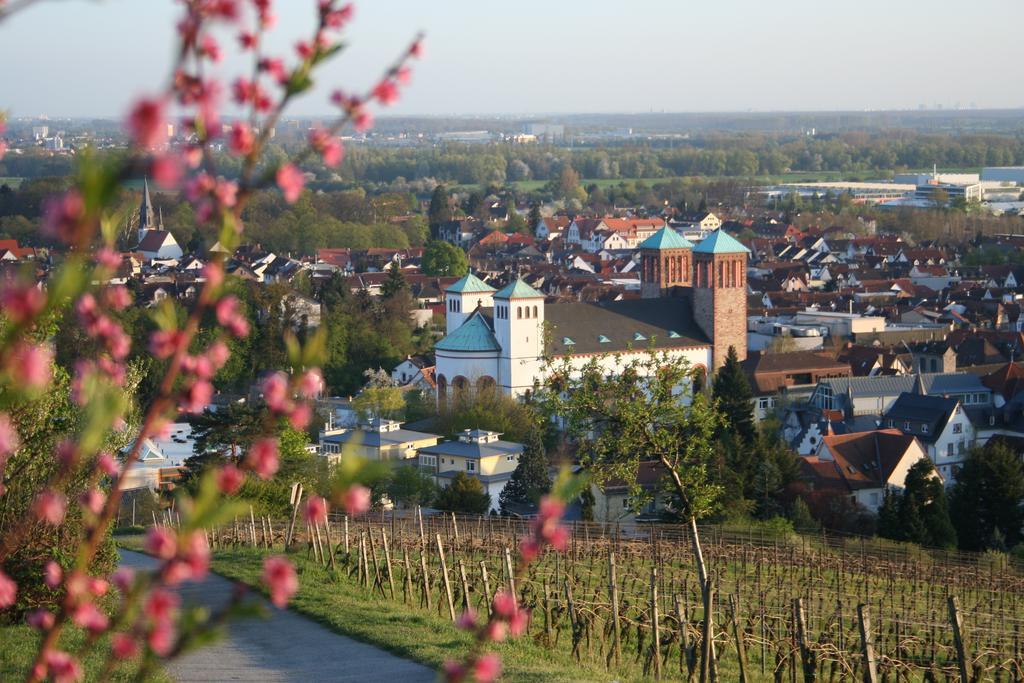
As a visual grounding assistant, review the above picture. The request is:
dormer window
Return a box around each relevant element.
[668,331,681,338]
[563,337,575,346]
[598,335,611,344]
[634,332,647,341]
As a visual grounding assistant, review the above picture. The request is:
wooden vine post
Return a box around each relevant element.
[857,603,879,683]
[609,551,622,668]
[730,594,749,683]
[436,533,456,621]
[948,595,971,683]
[651,567,662,680]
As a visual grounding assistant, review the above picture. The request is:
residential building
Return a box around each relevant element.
[881,392,974,482]
[319,419,440,463]
[417,429,524,513]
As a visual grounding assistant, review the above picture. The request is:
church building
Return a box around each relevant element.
[434,227,750,400]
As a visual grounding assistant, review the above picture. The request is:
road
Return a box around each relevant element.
[119,550,436,682]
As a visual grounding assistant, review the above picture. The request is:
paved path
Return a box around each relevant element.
[119,550,436,682]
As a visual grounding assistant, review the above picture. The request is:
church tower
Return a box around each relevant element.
[691,229,750,370]
[493,278,544,397]
[138,178,157,244]
[638,227,694,298]
[444,273,496,334]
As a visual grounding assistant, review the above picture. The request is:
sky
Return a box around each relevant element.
[1,0,1022,118]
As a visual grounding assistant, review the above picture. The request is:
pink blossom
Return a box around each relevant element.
[353,106,374,133]
[455,608,476,631]
[396,66,412,86]
[341,484,371,516]
[89,577,109,596]
[216,296,250,338]
[409,38,424,59]
[95,247,122,270]
[78,489,106,516]
[217,464,245,495]
[206,340,231,369]
[518,537,540,564]
[144,526,177,560]
[200,34,222,62]
[162,559,193,586]
[372,79,400,106]
[295,40,314,59]
[9,342,52,389]
[103,285,133,310]
[43,650,82,683]
[259,57,288,84]
[0,569,15,608]
[64,571,90,602]
[55,440,78,468]
[262,555,298,608]
[309,128,344,168]
[288,402,312,430]
[149,329,186,359]
[473,653,501,683]
[151,154,184,188]
[33,490,67,525]
[442,660,465,682]
[96,451,120,477]
[127,98,166,149]
[41,190,86,244]
[238,31,257,49]
[276,163,305,203]
[180,379,214,414]
[143,588,179,622]
[27,609,55,630]
[110,567,135,592]
[546,525,569,551]
[260,371,290,412]
[508,607,529,637]
[232,77,256,105]
[246,438,280,480]
[148,621,175,656]
[184,531,210,578]
[483,620,507,643]
[203,262,224,288]
[0,284,46,323]
[228,121,254,156]
[44,561,63,589]
[214,178,238,208]
[0,413,19,457]
[299,369,323,397]
[538,496,565,521]
[111,633,139,660]
[492,590,516,619]
[72,601,109,633]
[304,495,328,525]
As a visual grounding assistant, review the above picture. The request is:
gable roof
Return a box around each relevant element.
[802,429,920,492]
[138,230,177,253]
[639,227,694,251]
[446,272,496,294]
[545,298,709,356]
[694,229,750,255]
[882,393,960,444]
[435,311,501,353]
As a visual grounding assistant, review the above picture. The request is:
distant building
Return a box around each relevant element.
[522,123,564,142]
[417,429,524,513]
[319,418,440,463]
[135,180,182,260]
[982,167,1024,184]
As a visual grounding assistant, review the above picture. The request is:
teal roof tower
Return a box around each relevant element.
[693,229,750,254]
[639,227,694,250]
[445,272,496,294]
[494,278,544,299]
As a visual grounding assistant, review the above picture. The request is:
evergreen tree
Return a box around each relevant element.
[434,471,491,514]
[711,346,756,444]
[428,184,451,227]
[499,429,550,513]
[950,444,1024,551]
[878,459,956,548]
[527,202,542,235]
[381,262,408,298]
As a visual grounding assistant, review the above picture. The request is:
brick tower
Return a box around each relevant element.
[691,229,750,370]
[638,227,694,299]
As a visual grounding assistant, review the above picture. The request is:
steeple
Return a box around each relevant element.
[914,370,926,396]
[138,178,156,242]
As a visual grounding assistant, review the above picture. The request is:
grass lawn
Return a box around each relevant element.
[118,535,670,681]
[0,624,172,682]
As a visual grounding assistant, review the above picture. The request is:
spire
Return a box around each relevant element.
[914,370,926,396]
[159,206,165,230]
[139,178,156,234]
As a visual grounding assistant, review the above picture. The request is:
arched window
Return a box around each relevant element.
[477,376,496,394]
[517,307,522,319]
[532,305,538,318]
[437,374,447,401]
[452,376,469,396]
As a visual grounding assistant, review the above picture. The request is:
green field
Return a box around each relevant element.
[0,177,24,189]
